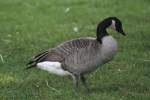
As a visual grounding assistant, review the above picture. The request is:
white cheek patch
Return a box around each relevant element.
[37,61,71,76]
[110,20,116,30]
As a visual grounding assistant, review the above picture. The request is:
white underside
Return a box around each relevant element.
[37,61,71,76]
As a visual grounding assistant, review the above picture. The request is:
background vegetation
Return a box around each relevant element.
[0,0,150,99]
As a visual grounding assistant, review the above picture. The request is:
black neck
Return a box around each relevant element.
[96,24,109,43]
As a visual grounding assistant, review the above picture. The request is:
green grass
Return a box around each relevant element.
[0,0,150,99]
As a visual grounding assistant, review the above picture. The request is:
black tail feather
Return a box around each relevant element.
[25,60,37,70]
[26,50,49,70]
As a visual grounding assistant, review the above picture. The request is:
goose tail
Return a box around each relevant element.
[25,60,37,70]
[25,50,49,70]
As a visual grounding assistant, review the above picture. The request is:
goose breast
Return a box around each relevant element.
[62,36,118,74]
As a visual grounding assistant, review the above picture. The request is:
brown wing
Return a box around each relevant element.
[62,39,101,74]
[54,38,92,56]
[27,37,95,69]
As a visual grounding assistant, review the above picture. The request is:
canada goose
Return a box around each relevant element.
[26,17,126,93]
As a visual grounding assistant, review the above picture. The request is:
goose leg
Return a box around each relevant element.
[81,75,90,92]
[71,74,79,95]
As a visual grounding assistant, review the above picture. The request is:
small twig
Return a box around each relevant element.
[34,83,39,88]
[45,80,60,93]
[0,54,4,63]
[143,59,150,62]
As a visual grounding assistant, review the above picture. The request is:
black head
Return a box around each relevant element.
[97,17,126,35]
[110,17,126,36]
[96,17,126,43]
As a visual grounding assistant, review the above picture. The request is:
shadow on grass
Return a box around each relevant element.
[89,82,150,97]
[90,84,121,93]
[1,72,150,99]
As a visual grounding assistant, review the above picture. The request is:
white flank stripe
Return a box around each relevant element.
[37,61,71,76]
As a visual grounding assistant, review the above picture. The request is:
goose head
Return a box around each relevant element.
[96,17,126,43]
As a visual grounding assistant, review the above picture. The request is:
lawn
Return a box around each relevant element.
[0,0,150,99]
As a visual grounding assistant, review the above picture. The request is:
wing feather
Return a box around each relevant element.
[26,37,96,70]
